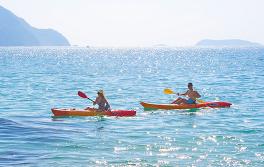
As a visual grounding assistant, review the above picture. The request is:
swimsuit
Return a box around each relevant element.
[97,101,110,111]
[186,98,196,104]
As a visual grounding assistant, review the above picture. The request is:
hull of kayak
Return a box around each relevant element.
[140,101,232,110]
[51,108,136,117]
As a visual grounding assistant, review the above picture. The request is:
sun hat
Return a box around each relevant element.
[97,89,104,95]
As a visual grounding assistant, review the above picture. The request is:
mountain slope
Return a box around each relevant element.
[0,5,70,46]
[196,39,262,47]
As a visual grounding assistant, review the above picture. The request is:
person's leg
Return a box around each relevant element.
[171,97,180,104]
[172,97,183,104]
[180,99,189,104]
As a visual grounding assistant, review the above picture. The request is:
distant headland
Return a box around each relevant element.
[0,5,70,46]
[196,39,262,47]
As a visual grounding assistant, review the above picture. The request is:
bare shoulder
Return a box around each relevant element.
[193,90,200,94]
[193,90,201,97]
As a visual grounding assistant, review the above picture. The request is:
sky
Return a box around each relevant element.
[0,0,264,47]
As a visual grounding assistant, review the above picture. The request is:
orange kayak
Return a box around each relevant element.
[51,108,136,117]
[140,101,232,110]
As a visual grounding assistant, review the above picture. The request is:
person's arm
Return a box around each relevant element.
[177,90,188,96]
[104,97,111,110]
[195,91,201,98]
[93,97,98,105]
[105,98,110,108]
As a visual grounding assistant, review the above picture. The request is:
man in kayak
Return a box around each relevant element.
[172,83,201,104]
[93,90,111,111]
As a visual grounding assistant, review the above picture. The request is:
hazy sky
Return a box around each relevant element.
[0,0,264,47]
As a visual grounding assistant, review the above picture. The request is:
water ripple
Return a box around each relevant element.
[0,47,264,166]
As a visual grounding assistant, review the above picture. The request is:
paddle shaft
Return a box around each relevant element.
[78,91,95,103]
[86,97,95,103]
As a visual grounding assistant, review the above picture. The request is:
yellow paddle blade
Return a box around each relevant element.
[163,88,175,94]
[196,99,205,103]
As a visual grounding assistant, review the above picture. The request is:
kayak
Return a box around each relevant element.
[51,108,136,117]
[140,101,232,110]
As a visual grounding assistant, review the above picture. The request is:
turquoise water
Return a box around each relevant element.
[0,47,264,166]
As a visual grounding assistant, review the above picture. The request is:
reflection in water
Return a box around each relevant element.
[1,47,263,166]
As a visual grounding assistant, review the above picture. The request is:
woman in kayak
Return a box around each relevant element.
[172,83,201,104]
[93,90,111,111]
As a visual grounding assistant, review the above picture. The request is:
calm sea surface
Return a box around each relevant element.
[0,47,263,166]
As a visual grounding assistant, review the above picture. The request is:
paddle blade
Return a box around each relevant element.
[78,91,88,99]
[163,88,175,94]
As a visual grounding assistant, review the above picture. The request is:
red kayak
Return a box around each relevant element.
[140,101,232,110]
[51,108,136,117]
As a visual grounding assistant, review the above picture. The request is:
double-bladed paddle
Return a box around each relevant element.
[163,88,205,103]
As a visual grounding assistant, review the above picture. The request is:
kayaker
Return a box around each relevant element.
[93,90,111,111]
[172,83,201,104]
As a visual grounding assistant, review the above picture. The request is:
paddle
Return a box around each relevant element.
[78,91,95,103]
[78,91,113,114]
[163,88,205,103]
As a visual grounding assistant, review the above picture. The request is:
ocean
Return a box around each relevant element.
[0,47,263,166]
